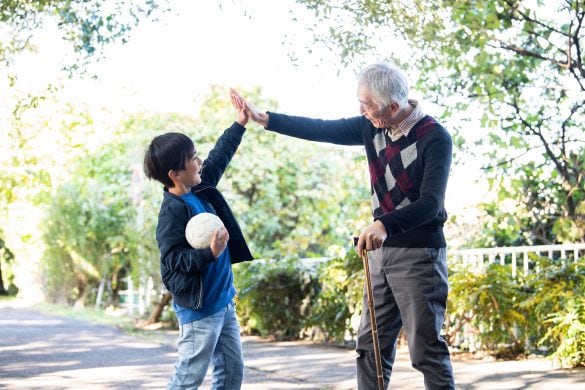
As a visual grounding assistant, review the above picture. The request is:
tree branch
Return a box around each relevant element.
[560,100,585,162]
[480,138,585,170]
[503,0,570,37]
[571,3,585,79]
[495,40,571,68]
[499,0,582,76]
[509,97,570,181]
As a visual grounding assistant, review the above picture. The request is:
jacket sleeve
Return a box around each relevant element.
[375,129,452,235]
[266,112,364,146]
[156,202,216,275]
[200,122,246,187]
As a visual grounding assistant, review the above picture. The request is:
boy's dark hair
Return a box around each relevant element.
[144,132,195,188]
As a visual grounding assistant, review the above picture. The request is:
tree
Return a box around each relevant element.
[0,96,124,302]
[116,86,370,323]
[0,0,167,300]
[40,110,179,306]
[0,236,15,295]
[295,0,585,245]
[0,0,165,72]
[196,86,371,259]
[43,178,131,305]
[0,0,168,164]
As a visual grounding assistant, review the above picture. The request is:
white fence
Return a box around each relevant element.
[118,276,157,315]
[449,243,585,276]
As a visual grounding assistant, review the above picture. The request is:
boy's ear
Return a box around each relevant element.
[168,169,179,184]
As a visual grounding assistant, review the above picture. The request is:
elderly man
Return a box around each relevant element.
[232,62,455,389]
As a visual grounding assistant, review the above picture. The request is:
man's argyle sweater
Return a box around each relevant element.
[266,111,452,248]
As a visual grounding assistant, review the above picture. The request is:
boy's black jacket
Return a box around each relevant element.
[155,122,254,309]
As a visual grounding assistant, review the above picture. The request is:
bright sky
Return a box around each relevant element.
[13,0,486,217]
[52,0,359,118]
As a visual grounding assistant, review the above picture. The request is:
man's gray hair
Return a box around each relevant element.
[357,62,409,110]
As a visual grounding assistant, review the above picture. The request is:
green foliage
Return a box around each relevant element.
[1,98,122,301]
[0,234,16,295]
[0,0,166,70]
[200,86,371,259]
[448,262,526,353]
[233,249,366,343]
[541,299,585,368]
[295,0,585,247]
[305,249,363,343]
[446,256,585,366]
[42,176,132,305]
[234,258,319,340]
[520,257,585,362]
[476,153,585,247]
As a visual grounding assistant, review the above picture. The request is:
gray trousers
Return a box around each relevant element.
[356,247,455,390]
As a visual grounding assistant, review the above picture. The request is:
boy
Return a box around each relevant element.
[143,93,254,389]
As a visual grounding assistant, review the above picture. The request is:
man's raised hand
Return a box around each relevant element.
[229,88,269,127]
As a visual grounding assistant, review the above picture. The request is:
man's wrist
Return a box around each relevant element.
[259,112,269,127]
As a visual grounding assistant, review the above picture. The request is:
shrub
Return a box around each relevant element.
[521,258,585,367]
[447,262,527,354]
[233,258,319,340]
[541,299,585,367]
[305,250,363,344]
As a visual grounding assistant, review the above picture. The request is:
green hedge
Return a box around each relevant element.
[233,258,319,340]
[234,252,585,367]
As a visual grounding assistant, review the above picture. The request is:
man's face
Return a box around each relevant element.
[358,88,395,129]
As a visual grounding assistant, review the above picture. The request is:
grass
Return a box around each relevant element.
[0,295,17,303]
[34,302,138,331]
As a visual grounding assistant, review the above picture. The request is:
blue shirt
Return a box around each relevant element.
[173,192,236,324]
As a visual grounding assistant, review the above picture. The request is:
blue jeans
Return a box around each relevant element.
[167,301,244,390]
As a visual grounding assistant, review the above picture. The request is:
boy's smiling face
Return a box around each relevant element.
[168,150,203,195]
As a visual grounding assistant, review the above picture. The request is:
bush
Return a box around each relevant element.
[233,258,319,340]
[447,256,585,367]
[541,299,585,368]
[305,250,363,344]
[234,250,585,368]
[234,250,365,344]
[521,258,585,367]
[447,262,527,354]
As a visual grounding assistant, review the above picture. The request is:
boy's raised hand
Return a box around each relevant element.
[230,89,248,127]
[229,89,269,127]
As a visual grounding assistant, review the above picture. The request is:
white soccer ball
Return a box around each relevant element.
[185,212,225,249]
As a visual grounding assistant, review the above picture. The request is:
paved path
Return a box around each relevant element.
[1,300,584,389]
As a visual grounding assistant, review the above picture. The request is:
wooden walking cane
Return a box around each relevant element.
[354,237,384,390]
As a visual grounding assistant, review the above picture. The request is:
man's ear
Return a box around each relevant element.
[386,102,399,117]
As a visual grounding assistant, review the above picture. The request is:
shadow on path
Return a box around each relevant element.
[1,301,584,389]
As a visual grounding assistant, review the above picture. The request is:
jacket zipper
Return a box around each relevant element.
[195,274,203,309]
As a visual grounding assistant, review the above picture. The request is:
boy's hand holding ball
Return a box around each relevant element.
[185,213,229,258]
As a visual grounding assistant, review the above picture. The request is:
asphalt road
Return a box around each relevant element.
[2,300,585,389]
[0,302,313,389]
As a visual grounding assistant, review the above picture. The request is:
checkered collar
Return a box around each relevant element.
[386,99,425,142]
